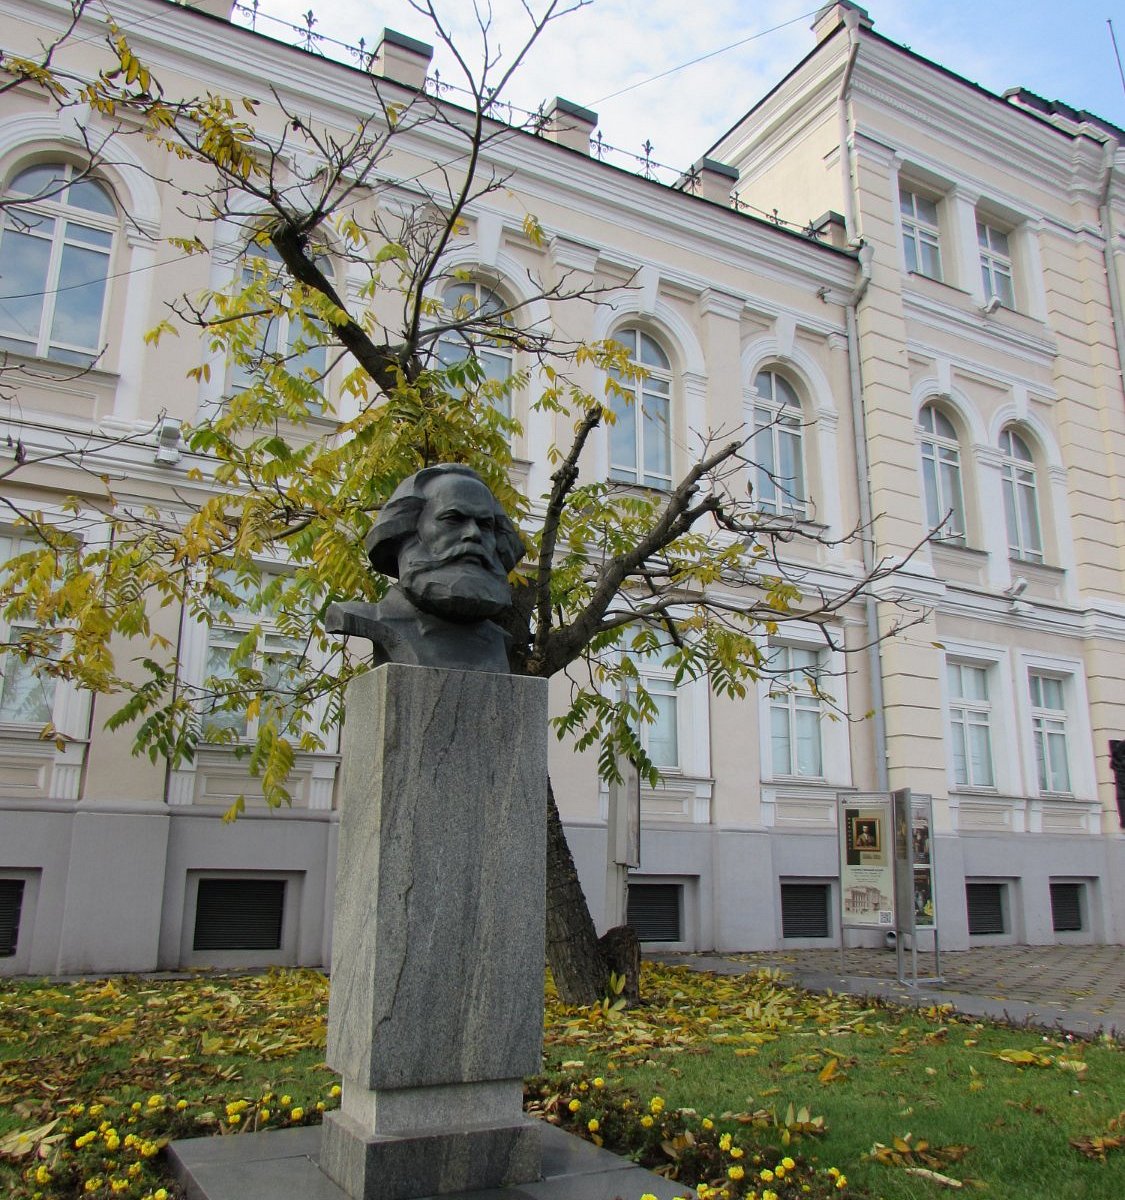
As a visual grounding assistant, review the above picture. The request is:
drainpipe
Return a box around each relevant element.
[836,13,890,791]
[1097,139,1125,404]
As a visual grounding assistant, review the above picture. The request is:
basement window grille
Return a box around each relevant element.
[627,883,682,942]
[1050,882,1083,933]
[966,882,1006,935]
[193,878,286,952]
[0,879,25,957]
[780,882,831,938]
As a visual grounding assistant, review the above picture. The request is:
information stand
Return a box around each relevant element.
[890,788,943,986]
[837,792,895,973]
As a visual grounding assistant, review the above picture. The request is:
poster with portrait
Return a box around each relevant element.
[838,794,895,928]
[913,867,935,928]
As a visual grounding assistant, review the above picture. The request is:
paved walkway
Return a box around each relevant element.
[651,945,1125,1039]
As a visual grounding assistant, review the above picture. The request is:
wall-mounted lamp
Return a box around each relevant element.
[154,416,182,465]
[1003,576,1029,599]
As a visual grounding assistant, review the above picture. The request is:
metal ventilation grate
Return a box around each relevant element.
[193,878,286,951]
[780,883,831,938]
[627,883,682,942]
[0,879,25,957]
[1050,882,1083,932]
[966,883,1005,935]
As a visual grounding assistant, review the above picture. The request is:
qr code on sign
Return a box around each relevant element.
[879,911,893,925]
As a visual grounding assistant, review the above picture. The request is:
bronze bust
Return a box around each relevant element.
[325,465,524,674]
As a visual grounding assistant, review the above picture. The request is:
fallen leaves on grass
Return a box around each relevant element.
[1070,1111,1125,1162]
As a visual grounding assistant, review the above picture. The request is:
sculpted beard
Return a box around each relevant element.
[397,540,511,623]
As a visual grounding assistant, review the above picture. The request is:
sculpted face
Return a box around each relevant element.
[397,473,512,622]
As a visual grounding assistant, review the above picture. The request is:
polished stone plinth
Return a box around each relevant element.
[321,665,548,1200]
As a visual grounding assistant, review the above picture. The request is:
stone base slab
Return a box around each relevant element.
[319,1110,540,1200]
[168,1122,694,1200]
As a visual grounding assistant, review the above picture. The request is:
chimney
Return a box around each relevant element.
[542,98,598,154]
[677,157,739,206]
[812,2,873,44]
[374,29,434,90]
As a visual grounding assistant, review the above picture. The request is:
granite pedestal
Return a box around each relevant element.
[320,665,548,1200]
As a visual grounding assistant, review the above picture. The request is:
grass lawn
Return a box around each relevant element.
[1,963,1121,1200]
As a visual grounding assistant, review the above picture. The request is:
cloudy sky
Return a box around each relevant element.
[240,1,1125,175]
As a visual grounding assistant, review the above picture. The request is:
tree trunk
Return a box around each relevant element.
[545,774,611,1005]
[596,923,641,1004]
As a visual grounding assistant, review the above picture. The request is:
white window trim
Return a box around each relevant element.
[757,625,850,788]
[939,642,1019,796]
[1015,652,1094,802]
[607,326,675,491]
[918,403,968,544]
[748,368,808,518]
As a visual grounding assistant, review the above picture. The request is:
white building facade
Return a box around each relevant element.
[0,0,1122,975]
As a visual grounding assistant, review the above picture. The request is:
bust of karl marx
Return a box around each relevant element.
[324,464,524,674]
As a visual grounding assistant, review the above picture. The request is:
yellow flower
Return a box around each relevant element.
[176,1100,188,1111]
[587,1119,599,1133]
[76,1132,97,1148]
[764,1191,779,1200]
[782,1157,796,1170]
[568,1099,581,1113]
[84,1178,103,1193]
[719,1133,732,1151]
[827,1167,840,1178]
[147,1095,163,1108]
[280,1095,292,1107]
[315,1101,325,1112]
[640,1195,658,1200]
[128,1164,142,1178]
[154,1190,168,1200]
[141,1142,159,1158]
[648,1096,664,1114]
[640,1115,654,1128]
[35,1166,51,1185]
[105,1134,121,1151]
[701,1117,714,1130]
[622,1099,631,1110]
[836,1177,847,1190]
[329,1085,341,1098]
[226,1100,249,1116]
[728,1165,745,1181]
[775,1164,786,1177]
[111,1178,129,1193]
[69,1104,86,1116]
[760,1168,775,1182]
[593,1077,605,1088]
[730,1146,744,1159]
[261,1109,271,1121]
[131,1103,142,1113]
[290,1107,305,1121]
[89,1105,104,1117]
[229,1114,241,1125]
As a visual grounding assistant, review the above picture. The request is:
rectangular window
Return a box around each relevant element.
[0,535,58,727]
[780,882,831,938]
[900,188,943,280]
[0,879,25,957]
[768,646,823,777]
[627,882,682,942]
[201,572,302,743]
[978,221,1015,308]
[966,882,1006,935]
[947,662,995,787]
[192,877,286,951]
[1028,672,1071,794]
[1049,882,1084,933]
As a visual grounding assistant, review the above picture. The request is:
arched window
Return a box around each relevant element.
[228,241,331,415]
[919,403,965,542]
[998,427,1042,562]
[609,327,672,489]
[0,163,117,365]
[751,369,806,516]
[435,280,513,417]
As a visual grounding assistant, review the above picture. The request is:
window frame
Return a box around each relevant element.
[946,660,996,789]
[1027,669,1072,796]
[899,185,943,281]
[434,279,516,419]
[751,368,807,518]
[608,326,674,491]
[0,162,118,366]
[198,569,308,746]
[918,402,967,544]
[998,427,1044,563]
[765,644,826,780]
[226,241,335,417]
[977,219,1015,309]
